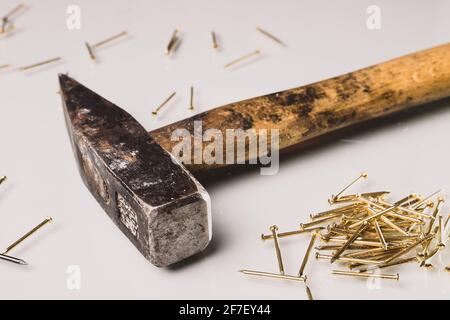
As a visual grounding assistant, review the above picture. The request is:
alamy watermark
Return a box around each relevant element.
[170,121,280,175]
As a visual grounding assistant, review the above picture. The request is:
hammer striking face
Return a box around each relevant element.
[59,74,211,267]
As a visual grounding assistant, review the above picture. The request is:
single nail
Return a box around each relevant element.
[166,29,179,55]
[331,270,399,280]
[224,49,260,69]
[261,226,324,240]
[19,57,62,71]
[298,232,317,277]
[256,26,284,46]
[152,91,176,116]
[0,253,27,265]
[92,31,128,48]
[270,225,284,275]
[189,86,194,110]
[211,31,218,50]
[3,216,53,254]
[239,269,306,282]
[329,172,368,204]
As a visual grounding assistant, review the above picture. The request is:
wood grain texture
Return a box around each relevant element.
[150,42,450,172]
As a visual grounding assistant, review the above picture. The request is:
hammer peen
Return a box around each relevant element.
[60,42,450,267]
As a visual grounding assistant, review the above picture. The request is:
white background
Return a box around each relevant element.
[0,0,449,299]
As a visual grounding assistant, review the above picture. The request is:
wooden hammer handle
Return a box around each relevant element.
[150,42,450,172]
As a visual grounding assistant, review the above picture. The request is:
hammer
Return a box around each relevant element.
[60,42,450,267]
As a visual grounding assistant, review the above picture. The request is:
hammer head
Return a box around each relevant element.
[59,74,211,267]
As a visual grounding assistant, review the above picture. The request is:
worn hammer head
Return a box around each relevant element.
[59,74,211,267]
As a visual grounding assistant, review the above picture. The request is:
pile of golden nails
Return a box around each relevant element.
[241,173,450,299]
[0,176,53,266]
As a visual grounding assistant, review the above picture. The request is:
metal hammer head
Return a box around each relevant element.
[59,74,211,267]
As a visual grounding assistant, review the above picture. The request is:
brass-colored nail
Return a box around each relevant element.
[384,234,433,264]
[152,91,176,116]
[0,64,11,69]
[358,257,418,273]
[270,225,284,275]
[374,220,388,250]
[331,270,399,280]
[224,49,260,69]
[444,214,450,229]
[419,247,439,267]
[19,57,62,71]
[379,215,409,236]
[317,253,381,265]
[85,42,96,61]
[329,172,368,204]
[305,286,313,300]
[424,197,444,236]
[3,217,53,254]
[0,176,7,185]
[445,265,450,273]
[166,29,179,55]
[298,232,317,277]
[0,253,27,265]
[438,215,445,249]
[310,203,361,220]
[239,269,306,282]
[211,31,218,50]
[411,190,441,209]
[256,26,284,46]
[331,221,369,263]
[261,226,324,240]
[189,86,194,110]
[92,31,128,48]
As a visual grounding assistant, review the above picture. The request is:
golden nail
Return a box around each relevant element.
[152,91,176,116]
[329,172,368,204]
[384,234,433,264]
[0,64,11,69]
[19,57,62,71]
[261,226,324,240]
[305,286,313,300]
[85,42,96,60]
[419,246,439,267]
[92,31,128,48]
[3,217,53,254]
[331,221,369,263]
[411,190,441,209]
[425,197,444,236]
[211,31,218,50]
[224,49,260,69]
[331,270,399,280]
[239,269,306,282]
[298,232,317,277]
[270,225,284,275]
[317,253,381,265]
[358,257,418,272]
[445,265,450,273]
[379,215,409,236]
[310,203,362,220]
[444,214,450,229]
[166,29,179,55]
[300,214,342,229]
[374,220,388,250]
[189,86,194,110]
[438,215,445,249]
[256,26,284,46]
[0,176,7,185]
